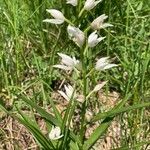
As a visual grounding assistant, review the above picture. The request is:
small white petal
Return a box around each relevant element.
[43,19,64,24]
[65,84,74,99]
[67,25,85,47]
[53,65,72,70]
[54,53,79,71]
[43,9,65,25]
[91,14,113,30]
[66,0,78,6]
[96,57,109,64]
[100,23,113,28]
[103,64,118,70]
[49,126,63,140]
[46,9,65,20]
[58,84,76,101]
[97,37,106,42]
[88,31,105,47]
[67,25,77,37]
[93,81,108,92]
[58,53,75,67]
[72,57,80,65]
[95,57,117,71]
[58,90,70,101]
[84,0,102,10]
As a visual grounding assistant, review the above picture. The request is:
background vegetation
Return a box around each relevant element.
[0,0,150,149]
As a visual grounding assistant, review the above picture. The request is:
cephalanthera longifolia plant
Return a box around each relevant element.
[42,0,118,149]
[1,0,150,150]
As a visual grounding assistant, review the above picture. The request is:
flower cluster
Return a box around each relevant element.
[44,0,118,141]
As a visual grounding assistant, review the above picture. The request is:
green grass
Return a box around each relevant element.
[0,0,150,149]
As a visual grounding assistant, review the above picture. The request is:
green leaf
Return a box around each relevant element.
[18,94,81,146]
[18,94,61,126]
[91,102,150,122]
[83,118,113,150]
[17,116,55,149]
[61,101,78,149]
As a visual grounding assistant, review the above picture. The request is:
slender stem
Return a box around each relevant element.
[78,8,85,18]
[79,45,88,145]
[65,18,74,26]
[84,26,91,33]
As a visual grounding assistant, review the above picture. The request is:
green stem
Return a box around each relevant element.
[79,45,88,145]
[78,8,85,18]
[65,18,74,26]
[84,26,91,33]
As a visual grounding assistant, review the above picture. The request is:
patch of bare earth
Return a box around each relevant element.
[0,115,39,150]
[0,90,149,149]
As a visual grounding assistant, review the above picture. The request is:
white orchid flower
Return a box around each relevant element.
[67,25,85,47]
[84,0,102,10]
[91,14,113,30]
[53,53,79,71]
[58,84,76,101]
[95,57,118,71]
[66,0,78,6]
[49,126,63,140]
[43,9,65,24]
[88,31,105,47]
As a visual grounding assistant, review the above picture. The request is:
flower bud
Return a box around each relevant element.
[91,14,113,30]
[43,9,65,24]
[66,0,78,6]
[67,25,85,47]
[84,0,102,11]
[88,31,105,47]
[95,57,118,71]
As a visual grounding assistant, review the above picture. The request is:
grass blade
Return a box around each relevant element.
[91,102,150,122]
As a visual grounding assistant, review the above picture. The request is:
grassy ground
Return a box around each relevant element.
[0,0,150,149]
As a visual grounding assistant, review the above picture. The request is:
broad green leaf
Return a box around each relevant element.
[18,94,61,126]
[61,101,78,149]
[16,107,55,149]
[83,118,113,150]
[18,117,55,149]
[19,94,81,146]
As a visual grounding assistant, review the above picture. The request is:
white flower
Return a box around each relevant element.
[95,57,118,71]
[88,31,105,47]
[91,14,113,30]
[66,0,78,6]
[93,81,108,92]
[53,53,79,71]
[58,84,76,101]
[43,9,65,24]
[49,126,63,140]
[67,25,85,47]
[84,0,102,10]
